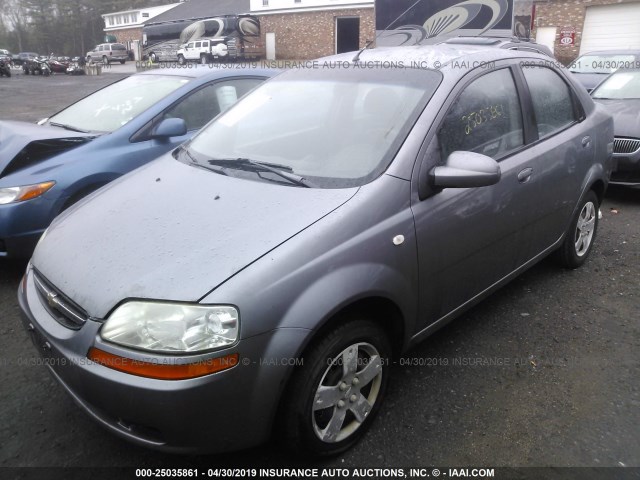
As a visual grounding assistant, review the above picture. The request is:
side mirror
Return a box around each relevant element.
[152,118,187,139]
[430,151,501,189]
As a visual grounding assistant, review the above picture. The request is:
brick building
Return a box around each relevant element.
[250,0,374,60]
[533,0,640,64]
[102,4,181,59]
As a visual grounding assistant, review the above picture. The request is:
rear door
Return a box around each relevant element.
[515,64,591,261]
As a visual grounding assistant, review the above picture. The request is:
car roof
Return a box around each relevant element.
[328,44,546,71]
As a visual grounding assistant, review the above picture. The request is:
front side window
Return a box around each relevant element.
[182,68,443,188]
[163,78,263,132]
[48,75,192,132]
[522,66,576,137]
[438,68,524,160]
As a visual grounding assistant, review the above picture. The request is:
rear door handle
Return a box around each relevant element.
[517,167,533,183]
[582,136,592,148]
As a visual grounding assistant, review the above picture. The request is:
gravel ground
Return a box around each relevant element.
[0,73,638,471]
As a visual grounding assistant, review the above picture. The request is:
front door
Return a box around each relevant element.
[411,66,539,331]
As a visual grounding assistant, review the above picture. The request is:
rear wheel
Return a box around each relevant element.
[119,59,125,64]
[177,54,186,66]
[557,190,599,269]
[280,318,391,455]
[102,56,109,65]
[149,52,158,63]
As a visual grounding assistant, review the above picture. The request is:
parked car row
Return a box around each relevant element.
[3,40,636,457]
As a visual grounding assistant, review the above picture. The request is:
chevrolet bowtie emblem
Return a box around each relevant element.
[47,291,59,308]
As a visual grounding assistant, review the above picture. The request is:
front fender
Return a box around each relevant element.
[279,263,416,353]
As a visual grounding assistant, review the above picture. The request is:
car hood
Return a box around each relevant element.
[0,120,96,178]
[593,99,640,138]
[32,155,358,318]
[570,72,609,92]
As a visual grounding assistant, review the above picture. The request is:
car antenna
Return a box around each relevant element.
[352,0,426,63]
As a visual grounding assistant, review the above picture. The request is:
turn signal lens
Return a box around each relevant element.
[87,348,239,380]
[0,181,55,205]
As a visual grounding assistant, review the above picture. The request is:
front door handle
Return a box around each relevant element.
[582,136,592,148]
[517,167,533,183]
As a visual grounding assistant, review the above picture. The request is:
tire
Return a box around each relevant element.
[86,56,92,64]
[120,60,125,64]
[149,52,158,63]
[280,318,391,455]
[177,54,186,66]
[557,190,599,269]
[102,56,109,65]
[200,54,209,65]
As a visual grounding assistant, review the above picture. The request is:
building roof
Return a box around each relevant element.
[146,0,251,24]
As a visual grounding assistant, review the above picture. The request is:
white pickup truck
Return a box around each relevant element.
[177,38,228,65]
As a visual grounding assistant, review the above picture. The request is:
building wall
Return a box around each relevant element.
[111,27,143,45]
[533,0,640,64]
[258,7,375,59]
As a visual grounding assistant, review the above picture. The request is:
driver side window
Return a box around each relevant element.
[438,68,524,161]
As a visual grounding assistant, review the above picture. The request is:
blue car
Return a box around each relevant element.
[0,66,275,258]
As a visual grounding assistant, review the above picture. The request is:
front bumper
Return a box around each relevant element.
[0,194,57,258]
[18,267,309,453]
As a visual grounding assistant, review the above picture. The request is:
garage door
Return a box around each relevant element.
[580,2,640,54]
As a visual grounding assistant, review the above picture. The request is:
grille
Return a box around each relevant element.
[33,271,88,329]
[613,137,640,155]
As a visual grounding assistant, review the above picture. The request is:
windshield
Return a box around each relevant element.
[570,54,638,74]
[592,70,640,99]
[183,67,442,188]
[48,74,192,132]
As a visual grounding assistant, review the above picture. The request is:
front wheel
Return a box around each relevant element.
[200,54,209,65]
[280,319,391,455]
[119,59,125,64]
[557,190,599,269]
[102,56,109,65]
[149,52,158,63]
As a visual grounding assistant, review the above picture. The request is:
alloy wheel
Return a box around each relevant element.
[574,201,596,257]
[312,342,383,443]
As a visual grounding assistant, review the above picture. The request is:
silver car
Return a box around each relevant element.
[19,46,614,455]
[86,43,129,65]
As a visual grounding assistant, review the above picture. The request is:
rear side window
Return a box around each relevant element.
[438,68,524,160]
[112,44,127,50]
[522,66,577,137]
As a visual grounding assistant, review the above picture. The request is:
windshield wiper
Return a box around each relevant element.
[208,158,314,188]
[49,122,90,133]
[180,145,228,176]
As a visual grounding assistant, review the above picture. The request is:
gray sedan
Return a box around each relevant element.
[19,46,614,455]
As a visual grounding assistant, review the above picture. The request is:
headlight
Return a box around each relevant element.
[0,181,55,205]
[101,302,239,353]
